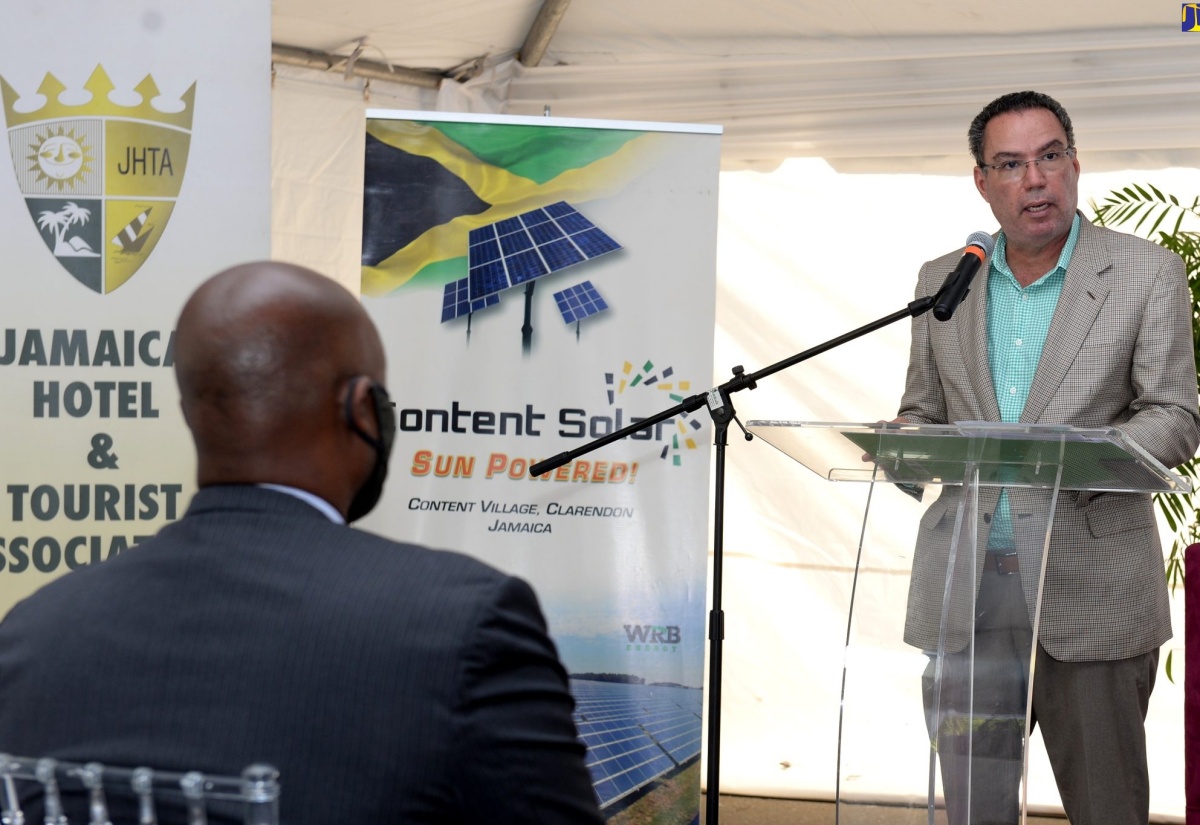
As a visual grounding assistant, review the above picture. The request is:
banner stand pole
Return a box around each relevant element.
[530,293,938,824]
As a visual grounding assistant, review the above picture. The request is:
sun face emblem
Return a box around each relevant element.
[27,126,92,190]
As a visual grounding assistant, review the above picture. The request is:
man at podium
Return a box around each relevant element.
[897,91,1200,825]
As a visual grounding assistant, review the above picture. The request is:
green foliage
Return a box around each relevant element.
[1090,185,1200,592]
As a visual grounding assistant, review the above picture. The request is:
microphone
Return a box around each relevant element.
[932,231,995,322]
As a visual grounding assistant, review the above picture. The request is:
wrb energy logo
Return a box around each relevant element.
[2,66,194,293]
[624,623,681,651]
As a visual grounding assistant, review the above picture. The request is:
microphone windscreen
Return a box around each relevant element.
[965,231,995,256]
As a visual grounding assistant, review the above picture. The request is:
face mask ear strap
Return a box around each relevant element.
[344,376,384,452]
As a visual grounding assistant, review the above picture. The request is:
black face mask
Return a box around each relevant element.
[344,378,396,522]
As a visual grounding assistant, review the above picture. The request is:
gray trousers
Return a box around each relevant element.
[924,564,1158,825]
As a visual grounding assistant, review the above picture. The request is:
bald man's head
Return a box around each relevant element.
[175,261,387,508]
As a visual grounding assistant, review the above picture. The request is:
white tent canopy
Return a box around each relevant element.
[268,2,1200,818]
[273,0,1200,172]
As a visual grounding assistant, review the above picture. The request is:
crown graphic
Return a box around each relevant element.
[1,65,195,130]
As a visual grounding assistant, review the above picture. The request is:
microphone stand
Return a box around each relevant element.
[530,291,938,825]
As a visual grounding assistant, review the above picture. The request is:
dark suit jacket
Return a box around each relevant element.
[899,217,1200,660]
[0,485,604,824]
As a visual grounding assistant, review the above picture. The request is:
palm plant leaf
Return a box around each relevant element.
[1089,186,1200,597]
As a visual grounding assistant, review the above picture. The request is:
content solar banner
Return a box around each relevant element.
[360,110,721,822]
[0,2,271,618]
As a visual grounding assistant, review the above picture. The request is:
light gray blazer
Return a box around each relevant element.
[898,216,1200,661]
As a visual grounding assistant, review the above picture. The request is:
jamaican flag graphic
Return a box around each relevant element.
[361,117,669,297]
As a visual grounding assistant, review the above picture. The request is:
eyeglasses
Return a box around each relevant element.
[980,147,1076,181]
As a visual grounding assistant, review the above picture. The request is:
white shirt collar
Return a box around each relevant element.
[257,484,345,525]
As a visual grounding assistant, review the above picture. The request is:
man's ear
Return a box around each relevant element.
[343,376,379,441]
[974,165,990,202]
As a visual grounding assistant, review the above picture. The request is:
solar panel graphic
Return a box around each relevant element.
[467,202,621,301]
[570,680,703,809]
[553,280,609,324]
[440,277,499,323]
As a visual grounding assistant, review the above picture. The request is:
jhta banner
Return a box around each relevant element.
[0,1,271,617]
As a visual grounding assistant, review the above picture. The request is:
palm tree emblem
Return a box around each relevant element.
[36,201,98,257]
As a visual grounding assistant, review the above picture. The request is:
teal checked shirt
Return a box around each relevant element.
[985,214,1080,548]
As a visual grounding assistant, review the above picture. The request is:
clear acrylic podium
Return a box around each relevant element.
[745,420,1191,825]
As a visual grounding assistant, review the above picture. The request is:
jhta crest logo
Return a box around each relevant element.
[1,66,195,294]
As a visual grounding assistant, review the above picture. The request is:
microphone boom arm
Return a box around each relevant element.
[529,294,936,477]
